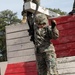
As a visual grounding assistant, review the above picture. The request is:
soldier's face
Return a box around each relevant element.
[38,23,46,28]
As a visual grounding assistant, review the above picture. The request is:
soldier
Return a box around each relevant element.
[22,0,40,42]
[69,0,75,15]
[35,13,59,75]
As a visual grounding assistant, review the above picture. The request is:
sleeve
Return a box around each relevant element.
[48,26,59,39]
[51,26,59,39]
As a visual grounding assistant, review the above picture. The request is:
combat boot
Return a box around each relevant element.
[21,16,27,24]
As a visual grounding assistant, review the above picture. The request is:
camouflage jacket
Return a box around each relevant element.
[35,25,59,53]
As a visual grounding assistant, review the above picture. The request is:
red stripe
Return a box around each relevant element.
[59,28,75,37]
[57,21,75,31]
[55,42,75,51]
[52,35,75,45]
[56,49,75,58]
[49,15,75,24]
[5,62,38,75]
[53,15,75,24]
[5,71,37,75]
[7,62,36,69]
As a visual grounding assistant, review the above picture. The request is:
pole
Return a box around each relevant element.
[69,0,75,14]
[72,0,75,13]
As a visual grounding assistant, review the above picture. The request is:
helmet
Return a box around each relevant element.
[35,13,48,25]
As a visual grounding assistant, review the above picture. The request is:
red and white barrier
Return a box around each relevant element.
[4,9,75,75]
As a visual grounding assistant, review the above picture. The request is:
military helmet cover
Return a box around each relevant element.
[35,14,48,25]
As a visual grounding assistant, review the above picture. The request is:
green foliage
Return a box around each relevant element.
[48,8,67,15]
[0,10,21,25]
[0,10,21,62]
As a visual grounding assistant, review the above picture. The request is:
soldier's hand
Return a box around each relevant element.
[51,20,57,29]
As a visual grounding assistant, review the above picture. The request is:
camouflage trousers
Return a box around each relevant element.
[36,51,58,75]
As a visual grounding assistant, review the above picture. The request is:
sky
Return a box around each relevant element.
[0,0,74,19]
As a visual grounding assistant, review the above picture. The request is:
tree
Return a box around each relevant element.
[48,8,67,15]
[0,10,21,62]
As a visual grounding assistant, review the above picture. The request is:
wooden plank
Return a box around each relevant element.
[6,36,31,46]
[57,56,75,63]
[56,49,75,58]
[7,48,35,58]
[57,56,75,74]
[6,30,29,40]
[57,21,75,31]
[51,15,75,24]
[55,42,75,51]
[57,62,75,69]
[24,2,59,18]
[7,62,36,69]
[5,66,37,73]
[58,68,75,74]
[8,55,36,64]
[5,62,37,75]
[52,35,75,45]
[59,28,75,37]
[5,71,37,75]
[7,42,34,52]
[5,23,29,33]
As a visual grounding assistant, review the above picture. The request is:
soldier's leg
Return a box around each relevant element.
[21,0,27,23]
[46,51,58,75]
[27,12,33,28]
[22,0,33,23]
[36,52,47,75]
[27,0,40,27]
[21,6,27,23]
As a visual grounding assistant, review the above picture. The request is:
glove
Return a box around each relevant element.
[51,20,56,29]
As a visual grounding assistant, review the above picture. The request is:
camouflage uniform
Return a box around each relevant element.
[35,14,59,75]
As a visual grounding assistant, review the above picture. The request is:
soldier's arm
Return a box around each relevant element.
[47,25,59,39]
[50,20,59,39]
[47,20,59,39]
[51,26,59,39]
